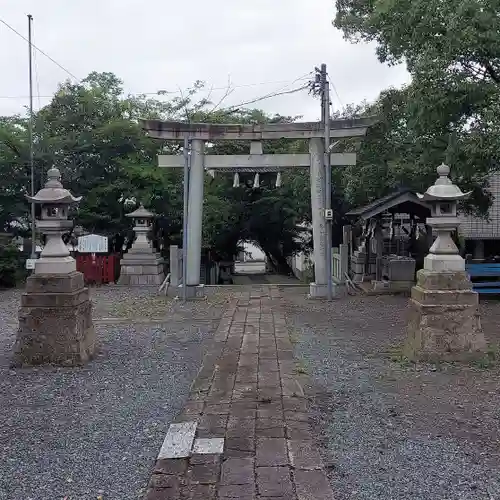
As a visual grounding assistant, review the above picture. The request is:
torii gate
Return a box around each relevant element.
[141,118,376,297]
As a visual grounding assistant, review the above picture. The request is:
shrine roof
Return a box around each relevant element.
[346,188,431,221]
[126,204,154,218]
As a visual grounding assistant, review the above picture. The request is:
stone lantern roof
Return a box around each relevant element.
[417,163,471,201]
[26,167,81,204]
[126,203,154,219]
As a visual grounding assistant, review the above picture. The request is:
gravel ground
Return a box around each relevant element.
[0,285,229,500]
[282,289,500,500]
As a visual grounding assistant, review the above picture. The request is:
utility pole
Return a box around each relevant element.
[320,64,333,300]
[28,14,36,259]
[309,64,333,299]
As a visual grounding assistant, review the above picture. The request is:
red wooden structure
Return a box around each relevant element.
[75,253,119,284]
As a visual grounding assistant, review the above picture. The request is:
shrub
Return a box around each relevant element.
[0,243,22,288]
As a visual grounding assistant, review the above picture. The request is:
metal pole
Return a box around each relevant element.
[322,63,333,300]
[28,14,36,259]
[182,136,190,302]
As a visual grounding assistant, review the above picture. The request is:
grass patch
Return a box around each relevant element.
[472,343,500,370]
[383,343,414,369]
[295,360,308,375]
[382,342,500,371]
[105,296,172,318]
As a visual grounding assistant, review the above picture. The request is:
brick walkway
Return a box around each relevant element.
[144,286,334,500]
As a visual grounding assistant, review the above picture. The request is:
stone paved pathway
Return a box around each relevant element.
[143,285,334,500]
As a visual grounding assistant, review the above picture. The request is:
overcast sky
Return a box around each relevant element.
[0,0,410,121]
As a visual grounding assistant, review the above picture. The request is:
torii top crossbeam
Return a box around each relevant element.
[141,116,378,141]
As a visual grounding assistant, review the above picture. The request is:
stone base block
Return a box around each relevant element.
[424,253,465,272]
[13,272,95,367]
[415,269,472,291]
[372,280,414,294]
[35,256,76,275]
[121,264,164,275]
[183,284,205,299]
[308,282,346,299]
[118,272,165,286]
[120,255,164,265]
[118,254,165,285]
[404,274,486,361]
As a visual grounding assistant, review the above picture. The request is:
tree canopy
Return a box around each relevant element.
[334,0,500,214]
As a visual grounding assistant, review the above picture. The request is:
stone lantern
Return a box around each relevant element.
[13,167,95,367]
[118,203,165,285]
[418,163,470,272]
[404,164,485,361]
[27,167,82,274]
[126,204,154,251]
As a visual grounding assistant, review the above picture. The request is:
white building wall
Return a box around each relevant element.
[242,242,265,261]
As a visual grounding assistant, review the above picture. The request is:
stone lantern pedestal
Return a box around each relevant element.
[118,204,165,285]
[13,168,95,367]
[404,164,486,361]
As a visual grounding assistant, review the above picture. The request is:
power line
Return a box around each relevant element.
[226,83,310,111]
[308,68,344,111]
[214,73,312,112]
[210,75,234,113]
[223,73,313,111]
[0,76,313,100]
[0,14,313,114]
[329,81,344,111]
[0,81,312,117]
[0,17,79,81]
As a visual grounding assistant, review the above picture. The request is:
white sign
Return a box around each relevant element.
[25,258,37,270]
[77,234,108,253]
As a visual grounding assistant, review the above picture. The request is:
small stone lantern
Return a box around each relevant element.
[417,163,471,273]
[118,203,165,285]
[14,167,95,367]
[404,163,485,361]
[126,203,154,252]
[26,167,81,274]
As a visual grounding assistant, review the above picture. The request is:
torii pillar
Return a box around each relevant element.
[186,139,205,296]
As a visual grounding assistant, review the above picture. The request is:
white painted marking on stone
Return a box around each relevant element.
[157,421,197,459]
[192,438,225,455]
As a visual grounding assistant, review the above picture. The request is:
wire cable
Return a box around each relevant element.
[329,81,344,111]
[223,72,313,111]
[0,17,79,81]
[0,76,314,100]
[226,83,310,111]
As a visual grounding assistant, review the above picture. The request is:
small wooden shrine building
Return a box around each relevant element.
[345,188,432,291]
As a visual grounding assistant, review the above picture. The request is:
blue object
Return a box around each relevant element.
[466,263,500,294]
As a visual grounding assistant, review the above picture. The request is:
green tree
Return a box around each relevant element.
[0,116,31,234]
[333,0,499,213]
[27,73,194,253]
[200,111,312,269]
